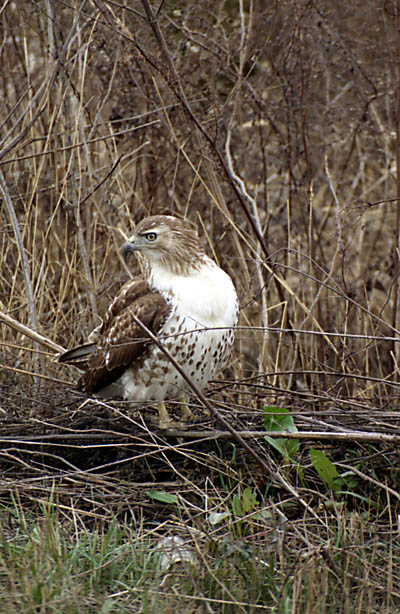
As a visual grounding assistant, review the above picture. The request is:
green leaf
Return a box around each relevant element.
[252,510,273,521]
[232,494,243,516]
[309,448,339,491]
[101,599,116,614]
[264,406,299,460]
[263,406,298,433]
[264,435,299,460]
[242,487,259,513]
[145,491,179,504]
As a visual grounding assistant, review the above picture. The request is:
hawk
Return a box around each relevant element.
[59,215,238,426]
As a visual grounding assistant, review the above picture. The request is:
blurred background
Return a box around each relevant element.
[1,0,399,413]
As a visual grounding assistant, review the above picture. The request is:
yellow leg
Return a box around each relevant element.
[154,398,193,429]
[178,397,193,421]
[156,400,174,429]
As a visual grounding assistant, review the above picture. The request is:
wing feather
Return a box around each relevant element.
[88,275,150,342]
[59,275,172,395]
[79,292,171,394]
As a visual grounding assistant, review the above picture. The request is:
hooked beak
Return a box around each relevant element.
[123,240,137,260]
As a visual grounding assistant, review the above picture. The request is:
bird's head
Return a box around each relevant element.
[123,215,205,275]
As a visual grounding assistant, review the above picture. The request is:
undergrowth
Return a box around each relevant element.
[1,0,400,611]
[0,486,399,613]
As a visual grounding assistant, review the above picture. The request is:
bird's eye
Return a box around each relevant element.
[145,232,157,242]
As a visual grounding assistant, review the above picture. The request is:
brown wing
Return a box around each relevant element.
[58,275,151,367]
[79,291,171,394]
[92,275,150,339]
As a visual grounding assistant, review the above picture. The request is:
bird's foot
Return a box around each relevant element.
[177,397,193,421]
[154,400,192,430]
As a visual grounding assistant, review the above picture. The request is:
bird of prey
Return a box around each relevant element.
[59,215,238,427]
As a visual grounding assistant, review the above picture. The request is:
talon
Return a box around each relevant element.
[178,396,193,421]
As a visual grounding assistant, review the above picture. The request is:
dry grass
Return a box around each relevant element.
[1,0,400,611]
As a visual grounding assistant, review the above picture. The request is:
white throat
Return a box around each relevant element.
[148,256,238,328]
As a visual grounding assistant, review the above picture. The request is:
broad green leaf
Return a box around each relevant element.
[264,435,300,460]
[309,448,339,491]
[101,600,116,614]
[146,491,179,504]
[264,406,299,460]
[252,509,273,521]
[264,406,298,433]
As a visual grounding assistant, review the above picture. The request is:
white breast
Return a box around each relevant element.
[150,256,238,328]
[118,257,238,402]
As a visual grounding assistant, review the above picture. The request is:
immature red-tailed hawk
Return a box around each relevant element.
[59,215,238,426]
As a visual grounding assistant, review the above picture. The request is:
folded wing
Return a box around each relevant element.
[59,276,172,394]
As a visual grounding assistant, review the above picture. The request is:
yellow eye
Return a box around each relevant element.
[145,232,157,242]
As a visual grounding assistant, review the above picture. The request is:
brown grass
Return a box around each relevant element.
[1,1,400,611]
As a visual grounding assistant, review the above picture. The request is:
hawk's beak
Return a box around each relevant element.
[123,241,137,260]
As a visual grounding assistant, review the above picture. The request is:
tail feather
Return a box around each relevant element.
[58,343,96,368]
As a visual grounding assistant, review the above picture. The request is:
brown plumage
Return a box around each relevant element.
[59,215,238,411]
[59,275,172,397]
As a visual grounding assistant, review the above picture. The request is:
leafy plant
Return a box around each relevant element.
[309,448,360,498]
[146,491,179,504]
[309,448,340,492]
[209,486,261,538]
[232,487,259,516]
[263,406,300,462]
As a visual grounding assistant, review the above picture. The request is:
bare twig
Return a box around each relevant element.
[138,0,272,262]
[1,429,399,444]
[0,173,38,335]
[0,305,65,353]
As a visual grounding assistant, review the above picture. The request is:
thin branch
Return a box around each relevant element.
[0,429,398,444]
[138,0,271,262]
[0,305,65,353]
[162,429,400,444]
[0,173,38,335]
